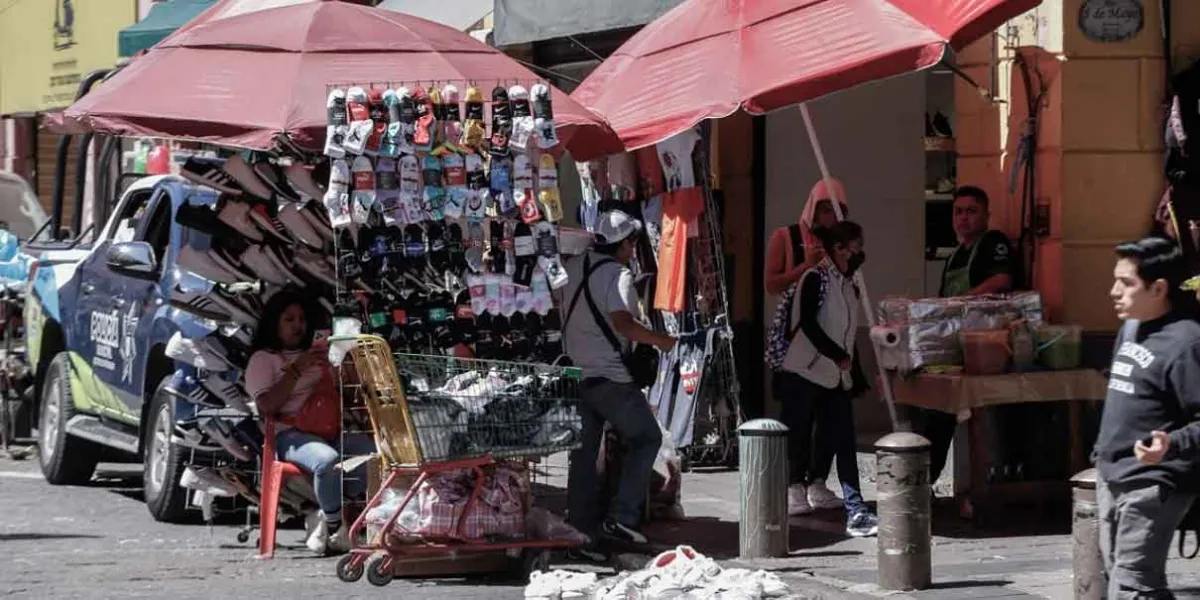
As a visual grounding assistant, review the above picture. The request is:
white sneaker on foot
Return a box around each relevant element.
[305,517,328,555]
[807,479,844,510]
[327,525,350,554]
[787,484,813,515]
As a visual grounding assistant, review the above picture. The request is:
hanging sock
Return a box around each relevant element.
[531,83,559,149]
[461,86,486,150]
[508,85,535,150]
[512,222,537,287]
[349,155,376,225]
[443,152,468,219]
[397,87,417,155]
[375,158,399,224]
[422,155,445,221]
[441,84,464,149]
[465,220,485,274]
[344,87,373,155]
[324,89,348,158]
[397,154,421,225]
[464,153,488,222]
[412,87,435,152]
[489,86,512,159]
[365,88,387,156]
[535,222,568,289]
[538,153,562,222]
[323,158,351,229]
[380,89,403,158]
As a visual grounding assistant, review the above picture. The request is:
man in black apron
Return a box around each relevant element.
[924,186,1015,489]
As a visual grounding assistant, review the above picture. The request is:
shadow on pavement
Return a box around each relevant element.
[927,578,1013,590]
[0,533,103,542]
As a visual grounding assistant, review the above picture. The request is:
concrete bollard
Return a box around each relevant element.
[875,432,932,591]
[1071,469,1105,600]
[738,418,789,559]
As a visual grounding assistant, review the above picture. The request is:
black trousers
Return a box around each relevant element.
[918,408,958,485]
[772,370,833,484]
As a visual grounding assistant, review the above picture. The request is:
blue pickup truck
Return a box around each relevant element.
[25,175,219,522]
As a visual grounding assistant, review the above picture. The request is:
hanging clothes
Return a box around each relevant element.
[653,187,705,312]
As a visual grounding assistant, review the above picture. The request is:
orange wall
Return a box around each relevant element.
[955,0,1190,332]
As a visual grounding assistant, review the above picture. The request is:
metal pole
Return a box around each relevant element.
[1071,469,1105,600]
[875,432,932,591]
[738,418,789,559]
[798,102,900,431]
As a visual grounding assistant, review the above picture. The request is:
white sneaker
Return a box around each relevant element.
[807,479,844,510]
[306,517,328,555]
[327,525,351,554]
[787,484,813,515]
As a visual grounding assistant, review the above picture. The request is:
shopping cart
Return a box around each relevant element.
[332,335,584,587]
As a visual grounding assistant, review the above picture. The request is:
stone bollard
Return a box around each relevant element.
[738,419,789,559]
[875,432,932,591]
[1071,469,1105,600]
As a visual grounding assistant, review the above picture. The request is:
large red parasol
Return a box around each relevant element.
[60,0,622,158]
[570,0,1041,150]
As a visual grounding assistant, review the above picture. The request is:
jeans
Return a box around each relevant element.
[773,370,834,485]
[276,428,376,521]
[775,371,867,516]
[1098,477,1196,599]
[568,379,662,537]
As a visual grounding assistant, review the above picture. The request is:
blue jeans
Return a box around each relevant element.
[776,371,867,517]
[276,428,375,521]
[568,379,662,537]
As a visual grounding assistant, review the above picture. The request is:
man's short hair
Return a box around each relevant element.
[953,185,990,210]
[1115,237,1187,290]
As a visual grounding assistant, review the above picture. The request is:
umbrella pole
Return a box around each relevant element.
[798,103,901,432]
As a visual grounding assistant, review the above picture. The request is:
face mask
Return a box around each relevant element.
[846,251,866,275]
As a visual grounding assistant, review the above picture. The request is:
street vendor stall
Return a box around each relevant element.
[877,292,1105,517]
[54,0,623,577]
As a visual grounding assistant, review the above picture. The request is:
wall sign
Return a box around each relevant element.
[1078,0,1144,43]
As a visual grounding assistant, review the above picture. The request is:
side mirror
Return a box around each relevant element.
[106,241,156,276]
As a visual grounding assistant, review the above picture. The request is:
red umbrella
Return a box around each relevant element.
[61,0,622,158]
[570,0,1041,150]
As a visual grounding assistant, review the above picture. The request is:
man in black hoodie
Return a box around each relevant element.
[1095,237,1200,599]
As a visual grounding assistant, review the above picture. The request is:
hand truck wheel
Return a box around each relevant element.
[366,554,394,587]
[236,529,251,544]
[335,554,364,583]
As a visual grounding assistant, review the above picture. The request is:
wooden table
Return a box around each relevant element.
[889,369,1106,520]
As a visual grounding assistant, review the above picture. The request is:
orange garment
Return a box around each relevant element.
[635,146,665,200]
[654,186,705,312]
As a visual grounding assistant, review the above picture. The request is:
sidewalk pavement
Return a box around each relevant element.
[538,452,1200,599]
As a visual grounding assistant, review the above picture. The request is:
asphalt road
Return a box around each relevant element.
[0,454,537,600]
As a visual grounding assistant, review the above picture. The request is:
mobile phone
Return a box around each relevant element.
[314,329,331,344]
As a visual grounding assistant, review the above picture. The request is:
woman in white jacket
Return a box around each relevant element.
[776,221,878,538]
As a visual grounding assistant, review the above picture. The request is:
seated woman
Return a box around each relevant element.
[245,289,373,556]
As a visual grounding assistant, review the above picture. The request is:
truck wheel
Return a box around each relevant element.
[37,353,98,485]
[144,376,188,523]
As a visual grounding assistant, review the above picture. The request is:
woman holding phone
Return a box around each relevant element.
[244,289,373,556]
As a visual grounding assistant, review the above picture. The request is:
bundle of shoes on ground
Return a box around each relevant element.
[324,82,577,363]
[525,545,792,600]
[165,149,340,520]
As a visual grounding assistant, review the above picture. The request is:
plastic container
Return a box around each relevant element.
[961,329,1011,375]
[1036,325,1082,370]
[1010,323,1036,372]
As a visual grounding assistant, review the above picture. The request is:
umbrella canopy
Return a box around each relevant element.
[570,0,1041,150]
[62,0,621,158]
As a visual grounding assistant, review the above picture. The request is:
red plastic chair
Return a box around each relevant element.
[258,418,305,559]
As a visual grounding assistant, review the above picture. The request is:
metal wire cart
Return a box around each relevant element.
[333,334,583,587]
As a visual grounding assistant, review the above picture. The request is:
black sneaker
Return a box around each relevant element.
[566,545,608,563]
[601,518,648,545]
[846,511,879,538]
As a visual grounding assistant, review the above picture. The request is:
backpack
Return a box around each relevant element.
[765,225,824,370]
